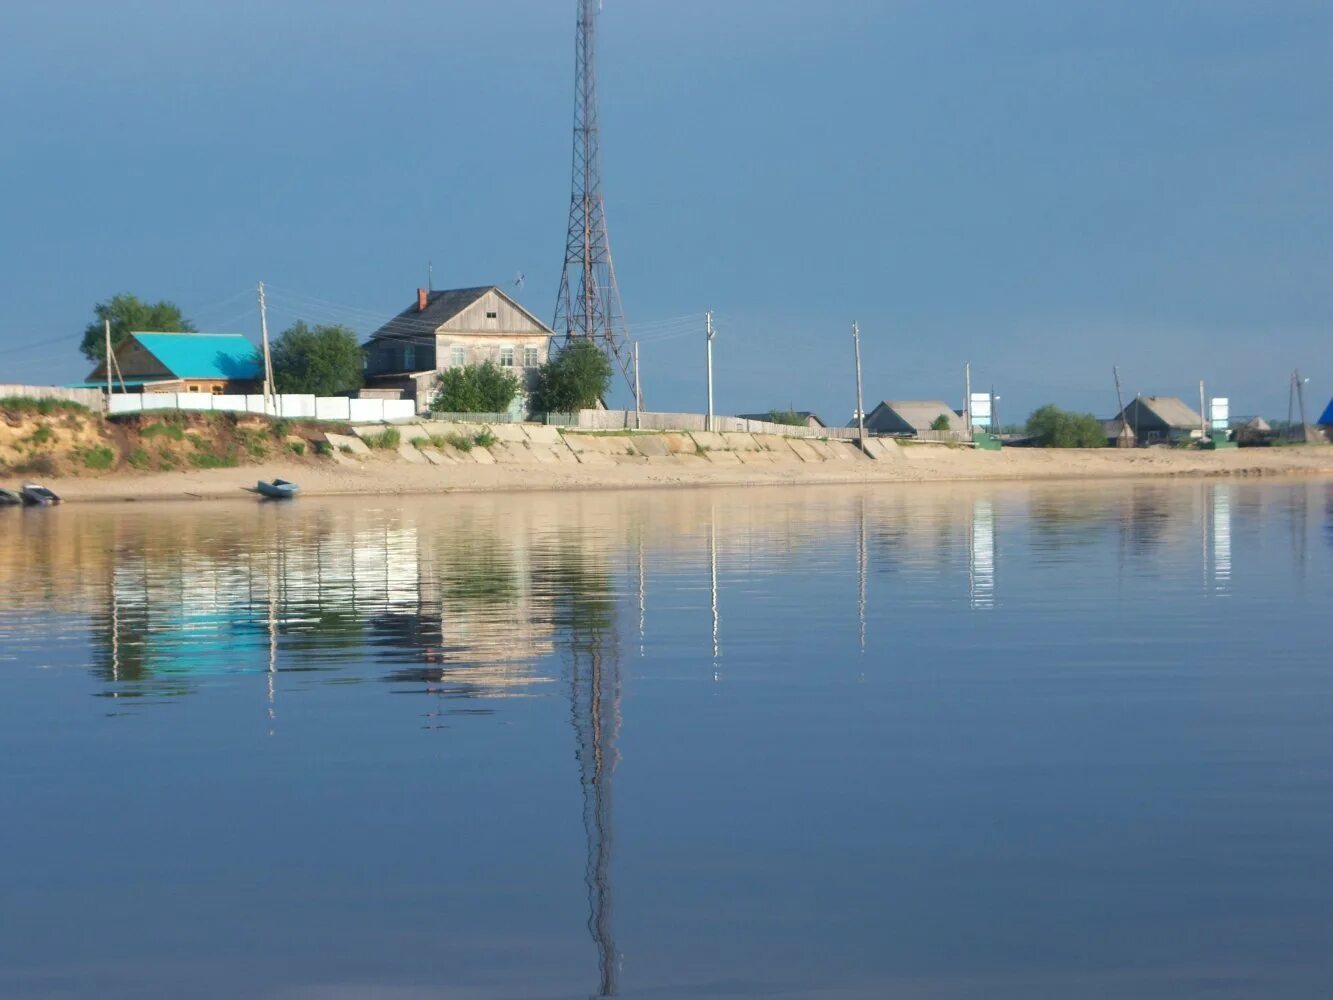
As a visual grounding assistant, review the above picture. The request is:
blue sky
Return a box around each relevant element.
[1,0,1329,422]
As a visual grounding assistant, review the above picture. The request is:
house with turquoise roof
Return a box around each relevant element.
[84,332,261,395]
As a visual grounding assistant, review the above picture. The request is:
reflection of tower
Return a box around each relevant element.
[560,548,622,997]
[969,499,995,610]
[553,0,636,398]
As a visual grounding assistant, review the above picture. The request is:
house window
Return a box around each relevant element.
[523,346,539,368]
[486,310,498,320]
[499,347,515,368]
[404,345,416,370]
[188,385,200,392]
[450,347,466,367]
[211,385,224,395]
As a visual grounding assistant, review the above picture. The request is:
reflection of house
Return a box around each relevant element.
[362,286,555,415]
[863,400,961,437]
[1112,396,1203,444]
[737,411,826,429]
[84,332,261,394]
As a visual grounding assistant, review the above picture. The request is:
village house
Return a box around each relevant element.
[83,332,261,394]
[1318,399,1333,442]
[1112,396,1204,444]
[362,286,554,415]
[862,400,962,438]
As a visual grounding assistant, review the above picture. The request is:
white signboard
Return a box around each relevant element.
[1210,397,1229,431]
[969,392,992,429]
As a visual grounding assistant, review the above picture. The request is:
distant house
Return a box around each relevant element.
[1112,396,1203,444]
[1319,399,1333,435]
[1100,418,1137,448]
[738,411,826,429]
[362,286,554,415]
[863,400,961,437]
[84,332,260,394]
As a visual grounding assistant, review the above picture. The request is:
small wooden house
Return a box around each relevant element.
[1111,396,1203,444]
[85,332,261,394]
[863,400,961,437]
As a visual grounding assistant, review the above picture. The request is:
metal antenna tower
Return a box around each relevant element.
[554,0,637,401]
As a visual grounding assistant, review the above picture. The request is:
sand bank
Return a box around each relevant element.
[35,438,1333,504]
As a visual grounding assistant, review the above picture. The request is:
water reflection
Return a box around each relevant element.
[0,481,1330,996]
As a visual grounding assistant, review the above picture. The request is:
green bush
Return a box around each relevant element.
[362,427,401,450]
[473,429,497,449]
[1025,404,1107,448]
[930,414,953,432]
[188,451,238,469]
[81,445,116,470]
[532,340,612,413]
[444,432,474,452]
[25,425,55,447]
[767,410,806,427]
[432,361,521,414]
[127,447,151,470]
[270,321,364,396]
[141,422,185,441]
[287,441,306,456]
[314,440,333,457]
[0,397,90,415]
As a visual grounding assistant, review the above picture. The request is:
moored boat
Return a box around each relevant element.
[0,488,22,506]
[20,483,61,506]
[257,478,300,500]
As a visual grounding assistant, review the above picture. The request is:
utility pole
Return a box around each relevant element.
[990,384,997,436]
[1112,366,1127,447]
[964,361,973,441]
[633,341,642,429]
[258,281,275,411]
[1287,371,1296,442]
[103,320,113,403]
[705,311,715,432]
[1295,368,1309,435]
[852,321,866,448]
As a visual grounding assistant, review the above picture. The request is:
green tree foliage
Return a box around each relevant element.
[81,293,195,362]
[767,409,806,426]
[432,361,521,413]
[930,414,953,431]
[1025,404,1107,448]
[270,322,364,395]
[532,340,613,413]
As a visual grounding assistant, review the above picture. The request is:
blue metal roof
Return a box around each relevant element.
[1319,398,1333,426]
[132,332,261,380]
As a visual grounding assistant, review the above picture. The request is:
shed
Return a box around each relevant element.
[1319,399,1333,428]
[863,400,961,437]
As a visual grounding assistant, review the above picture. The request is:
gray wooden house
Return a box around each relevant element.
[863,400,961,437]
[363,286,554,415]
[1112,396,1203,444]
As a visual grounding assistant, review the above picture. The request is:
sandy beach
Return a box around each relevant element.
[36,441,1333,504]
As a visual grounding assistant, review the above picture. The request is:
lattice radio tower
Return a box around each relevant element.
[554,0,637,402]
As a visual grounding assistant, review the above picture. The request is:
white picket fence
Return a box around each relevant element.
[107,393,416,423]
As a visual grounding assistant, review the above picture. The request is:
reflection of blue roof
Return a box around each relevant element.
[1319,398,1333,426]
[133,332,261,380]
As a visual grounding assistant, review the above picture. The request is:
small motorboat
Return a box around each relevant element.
[0,488,22,506]
[256,478,300,500]
[20,483,61,506]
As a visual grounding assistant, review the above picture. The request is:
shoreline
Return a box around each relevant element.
[31,444,1333,504]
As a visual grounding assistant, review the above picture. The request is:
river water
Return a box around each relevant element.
[1,481,1330,998]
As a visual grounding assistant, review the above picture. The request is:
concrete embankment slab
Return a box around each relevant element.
[419,448,454,466]
[471,447,497,465]
[324,432,370,455]
[486,424,528,444]
[784,439,820,462]
[395,425,429,443]
[721,432,760,452]
[662,433,698,455]
[522,425,563,446]
[396,443,426,464]
[689,431,727,452]
[629,435,670,457]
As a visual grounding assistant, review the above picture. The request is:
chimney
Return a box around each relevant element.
[417,288,429,312]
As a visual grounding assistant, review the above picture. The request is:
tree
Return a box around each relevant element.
[1025,404,1107,448]
[768,409,806,427]
[532,340,613,413]
[81,293,195,362]
[930,414,953,431]
[270,322,364,396]
[432,361,521,413]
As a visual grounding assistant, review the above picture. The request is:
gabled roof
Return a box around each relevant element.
[737,411,824,426]
[869,400,959,431]
[86,332,260,382]
[1123,395,1202,429]
[367,286,552,343]
[1319,399,1333,426]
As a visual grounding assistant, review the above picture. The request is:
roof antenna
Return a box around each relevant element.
[514,271,526,291]
[427,261,434,292]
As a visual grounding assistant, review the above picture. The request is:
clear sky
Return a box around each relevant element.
[1,0,1329,423]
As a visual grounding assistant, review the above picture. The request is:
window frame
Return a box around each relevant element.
[499,346,515,368]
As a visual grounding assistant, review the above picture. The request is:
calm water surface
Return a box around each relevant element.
[1,481,1331,999]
